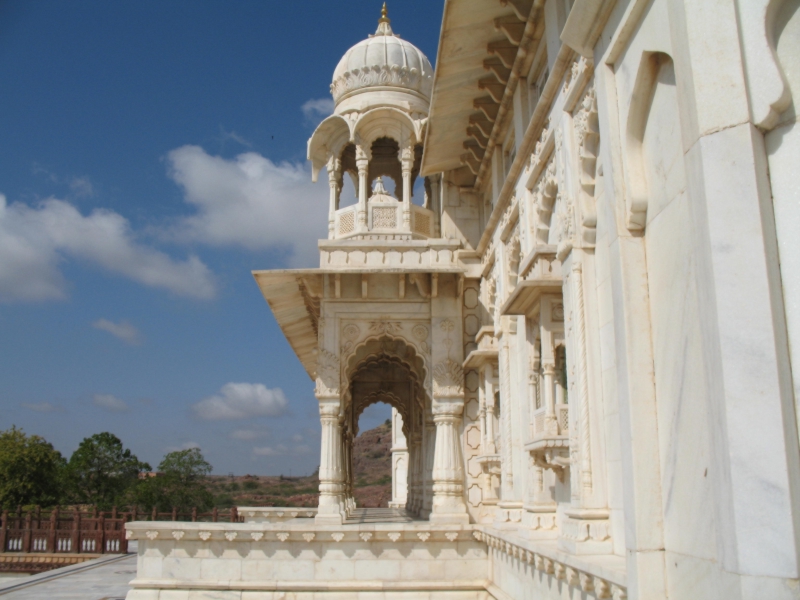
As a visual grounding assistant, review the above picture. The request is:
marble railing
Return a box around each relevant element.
[236,506,316,523]
[333,202,436,240]
[123,519,628,600]
[477,527,627,600]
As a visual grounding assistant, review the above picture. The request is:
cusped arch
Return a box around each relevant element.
[344,334,429,389]
[353,107,421,150]
[343,335,429,434]
[351,389,411,439]
[308,114,354,182]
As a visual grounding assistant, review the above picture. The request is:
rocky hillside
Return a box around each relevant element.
[204,421,393,509]
[351,420,393,508]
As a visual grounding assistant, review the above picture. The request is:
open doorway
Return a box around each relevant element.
[351,401,392,507]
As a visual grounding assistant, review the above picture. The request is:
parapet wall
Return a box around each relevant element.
[124,520,627,600]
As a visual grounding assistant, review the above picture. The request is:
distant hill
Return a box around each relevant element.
[351,420,392,508]
[204,421,393,509]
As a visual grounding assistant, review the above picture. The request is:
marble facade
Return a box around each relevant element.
[126,1,800,598]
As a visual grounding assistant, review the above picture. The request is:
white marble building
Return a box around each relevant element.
[125,1,800,598]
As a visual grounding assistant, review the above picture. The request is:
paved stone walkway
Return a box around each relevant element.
[345,507,420,523]
[0,552,135,599]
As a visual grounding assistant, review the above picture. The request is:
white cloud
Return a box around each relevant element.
[21,402,60,413]
[92,318,141,345]
[230,428,266,441]
[252,443,288,457]
[93,393,129,412]
[166,441,201,452]
[301,98,334,125]
[293,444,312,455]
[164,146,327,266]
[218,126,252,148]
[0,195,216,302]
[69,176,95,198]
[252,446,280,456]
[290,433,303,443]
[193,382,288,421]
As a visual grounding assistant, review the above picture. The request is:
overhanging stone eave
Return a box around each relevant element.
[499,279,563,315]
[463,349,499,369]
[252,269,323,381]
[420,0,515,177]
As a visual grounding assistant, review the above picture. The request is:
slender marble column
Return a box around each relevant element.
[484,364,497,454]
[429,174,441,237]
[356,146,369,232]
[315,399,345,525]
[400,146,413,232]
[421,419,435,517]
[327,156,340,239]
[430,400,469,523]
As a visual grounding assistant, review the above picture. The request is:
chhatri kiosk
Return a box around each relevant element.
[125,1,800,598]
[259,6,471,528]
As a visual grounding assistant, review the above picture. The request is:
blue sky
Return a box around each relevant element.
[0,1,441,475]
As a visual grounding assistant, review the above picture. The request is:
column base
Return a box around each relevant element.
[429,511,470,524]
[314,512,344,525]
[522,504,558,539]
[494,500,523,526]
[557,508,612,555]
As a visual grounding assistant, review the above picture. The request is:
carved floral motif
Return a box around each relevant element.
[369,320,404,335]
[433,359,464,397]
[315,348,340,397]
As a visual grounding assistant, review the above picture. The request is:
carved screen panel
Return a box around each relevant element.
[373,206,397,229]
[339,210,355,235]
[414,212,431,236]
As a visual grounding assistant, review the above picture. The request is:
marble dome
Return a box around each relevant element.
[330,6,433,106]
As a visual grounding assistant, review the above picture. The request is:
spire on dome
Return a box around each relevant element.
[375,3,394,36]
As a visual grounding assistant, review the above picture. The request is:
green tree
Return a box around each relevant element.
[65,432,150,508]
[0,426,64,508]
[130,448,213,512]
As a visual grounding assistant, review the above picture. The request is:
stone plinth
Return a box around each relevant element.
[125,520,488,600]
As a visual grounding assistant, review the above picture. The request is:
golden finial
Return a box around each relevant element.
[374,2,393,35]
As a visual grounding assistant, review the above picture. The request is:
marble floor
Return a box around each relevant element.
[344,507,420,523]
[0,551,136,599]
